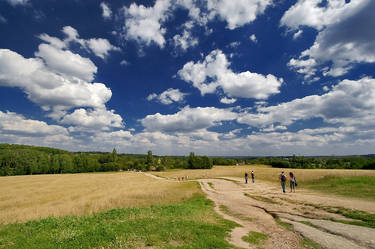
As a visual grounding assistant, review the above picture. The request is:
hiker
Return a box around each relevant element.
[245,172,248,184]
[251,170,255,183]
[289,172,296,193]
[279,171,286,193]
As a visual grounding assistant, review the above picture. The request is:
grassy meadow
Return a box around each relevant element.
[0,195,237,249]
[303,176,375,200]
[152,165,375,199]
[0,172,200,224]
[1,165,375,248]
[152,165,375,182]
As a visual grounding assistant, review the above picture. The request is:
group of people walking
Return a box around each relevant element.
[279,171,297,193]
[244,170,255,184]
[244,170,297,193]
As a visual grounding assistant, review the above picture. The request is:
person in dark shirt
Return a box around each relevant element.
[245,172,248,184]
[279,171,286,193]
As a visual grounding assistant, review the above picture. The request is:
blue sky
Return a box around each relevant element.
[0,0,375,156]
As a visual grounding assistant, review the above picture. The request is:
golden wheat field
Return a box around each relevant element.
[0,172,200,224]
[152,165,375,183]
[2,166,375,224]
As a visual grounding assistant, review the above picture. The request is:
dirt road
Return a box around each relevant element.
[146,173,375,249]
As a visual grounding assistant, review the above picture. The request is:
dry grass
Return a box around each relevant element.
[2,166,374,224]
[153,165,375,183]
[0,172,200,224]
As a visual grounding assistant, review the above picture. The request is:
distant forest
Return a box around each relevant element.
[0,144,374,176]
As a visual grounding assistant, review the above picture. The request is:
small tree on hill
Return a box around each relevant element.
[112,148,118,162]
[147,150,153,165]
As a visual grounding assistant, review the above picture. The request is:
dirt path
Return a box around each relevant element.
[146,174,375,249]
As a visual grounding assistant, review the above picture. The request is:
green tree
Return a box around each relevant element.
[147,150,153,165]
[112,148,118,162]
[188,152,195,168]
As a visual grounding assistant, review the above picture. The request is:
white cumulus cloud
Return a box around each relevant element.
[62,108,124,130]
[206,0,272,29]
[35,44,97,82]
[249,34,257,43]
[238,77,375,128]
[220,97,237,104]
[123,0,171,48]
[173,30,198,51]
[141,106,237,133]
[100,2,112,20]
[282,0,375,79]
[147,88,187,105]
[293,30,303,39]
[178,49,283,99]
[0,110,68,136]
[39,26,120,60]
[0,49,111,111]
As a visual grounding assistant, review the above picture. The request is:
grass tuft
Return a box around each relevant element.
[275,218,293,231]
[302,238,325,249]
[207,182,215,189]
[242,231,268,245]
[244,193,279,204]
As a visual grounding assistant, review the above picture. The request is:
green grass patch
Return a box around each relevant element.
[244,193,279,204]
[322,206,375,229]
[242,231,268,245]
[217,178,242,185]
[280,197,375,229]
[207,182,215,189]
[302,238,325,249]
[0,194,238,249]
[275,218,293,231]
[303,176,375,200]
[279,196,375,229]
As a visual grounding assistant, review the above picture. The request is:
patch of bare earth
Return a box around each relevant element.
[147,172,375,249]
[200,177,375,249]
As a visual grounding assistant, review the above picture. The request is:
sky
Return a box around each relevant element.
[0,0,375,156]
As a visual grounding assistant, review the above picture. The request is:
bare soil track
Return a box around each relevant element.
[147,173,375,249]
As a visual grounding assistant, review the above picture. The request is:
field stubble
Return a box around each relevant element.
[0,172,200,224]
[153,165,375,183]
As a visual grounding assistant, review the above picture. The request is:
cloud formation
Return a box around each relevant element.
[123,0,171,48]
[178,49,283,99]
[0,49,110,110]
[39,26,120,59]
[0,27,124,131]
[282,0,375,78]
[220,97,237,104]
[206,0,272,29]
[100,2,112,20]
[141,106,237,133]
[238,77,375,128]
[172,30,198,51]
[147,88,187,105]
[0,111,68,136]
[121,0,272,48]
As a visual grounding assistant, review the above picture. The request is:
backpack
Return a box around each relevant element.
[281,174,286,181]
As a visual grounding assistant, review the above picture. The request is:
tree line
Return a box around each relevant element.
[1,144,374,176]
[248,155,375,170]
[0,144,213,176]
